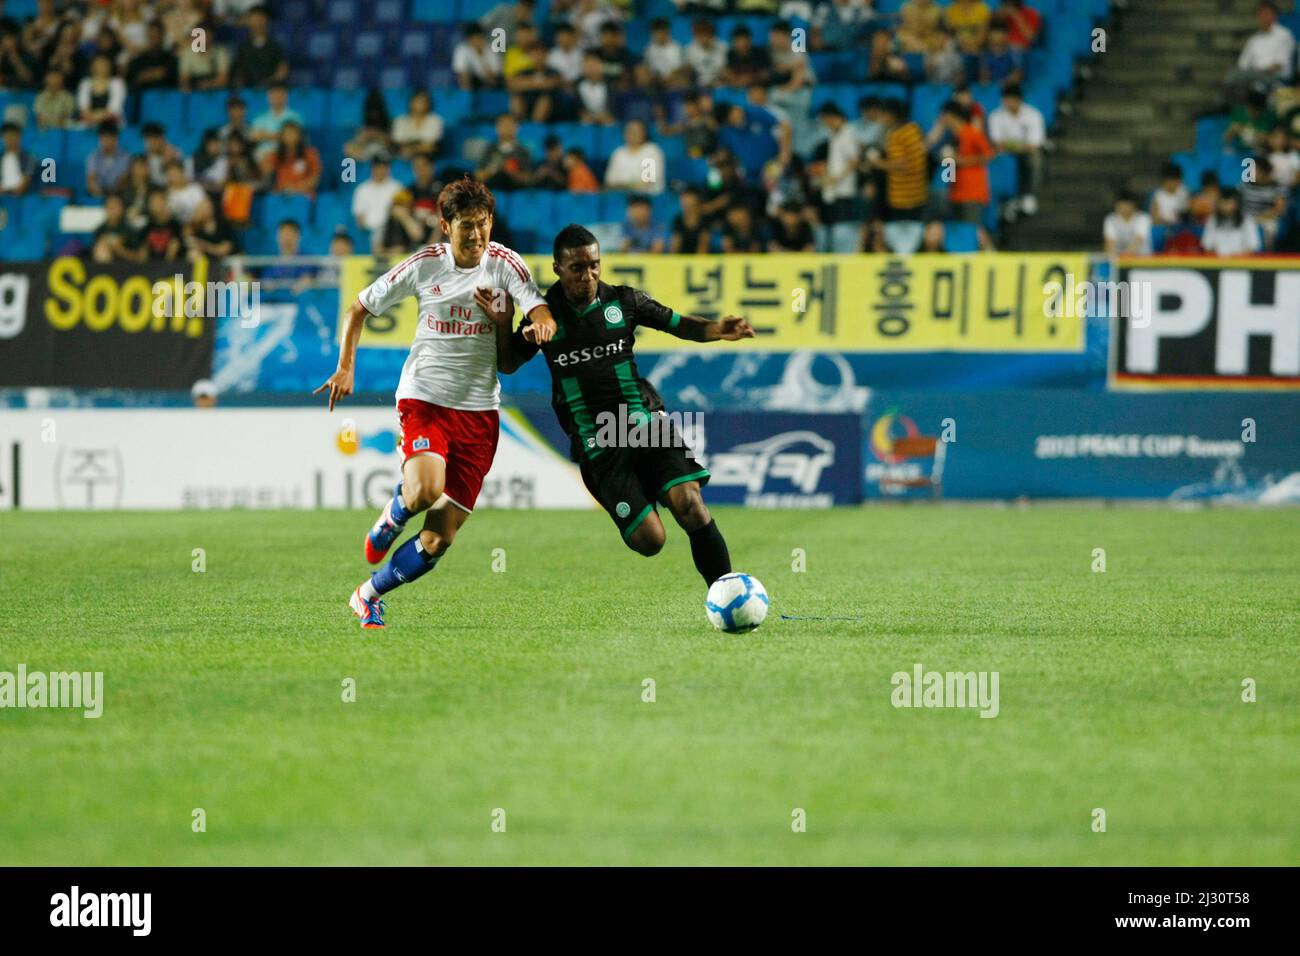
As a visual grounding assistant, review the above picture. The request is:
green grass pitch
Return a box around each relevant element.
[1,506,1297,866]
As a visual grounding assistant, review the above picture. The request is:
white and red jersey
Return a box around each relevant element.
[357,241,547,410]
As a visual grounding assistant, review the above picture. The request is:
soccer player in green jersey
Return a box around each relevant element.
[480,224,755,588]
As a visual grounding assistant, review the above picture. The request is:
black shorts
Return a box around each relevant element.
[578,418,711,541]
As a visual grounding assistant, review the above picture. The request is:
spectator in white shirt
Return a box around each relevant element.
[1228,1,1296,92]
[352,154,404,247]
[1150,163,1190,226]
[1103,191,1153,256]
[987,85,1045,216]
[452,23,502,90]
[1266,125,1300,187]
[545,23,585,85]
[686,18,727,87]
[164,159,206,224]
[817,101,864,253]
[77,53,127,126]
[1201,189,1262,256]
[645,17,688,89]
[604,120,667,195]
[577,53,614,125]
[392,90,444,160]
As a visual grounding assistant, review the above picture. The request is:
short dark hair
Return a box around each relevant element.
[1002,84,1023,99]
[941,100,970,122]
[142,122,164,137]
[881,99,907,120]
[628,195,651,207]
[1,121,19,135]
[277,218,302,232]
[438,176,495,223]
[1161,162,1183,180]
[553,223,598,261]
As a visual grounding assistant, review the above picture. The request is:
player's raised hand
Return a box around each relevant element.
[313,367,354,411]
[522,309,557,344]
[717,315,756,340]
[475,286,514,327]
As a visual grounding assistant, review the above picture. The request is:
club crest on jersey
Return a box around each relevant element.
[429,284,442,295]
[604,304,624,324]
[615,501,631,518]
[413,436,430,451]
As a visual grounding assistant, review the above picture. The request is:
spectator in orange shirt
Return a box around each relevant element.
[564,147,600,192]
[940,100,995,247]
[261,121,321,197]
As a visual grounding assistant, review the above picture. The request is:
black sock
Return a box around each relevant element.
[688,519,731,587]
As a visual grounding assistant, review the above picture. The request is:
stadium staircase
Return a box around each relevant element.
[1006,0,1259,251]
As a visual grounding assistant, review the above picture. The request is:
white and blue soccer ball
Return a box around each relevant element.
[705,573,769,633]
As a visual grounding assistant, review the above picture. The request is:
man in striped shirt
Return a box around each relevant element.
[869,99,930,252]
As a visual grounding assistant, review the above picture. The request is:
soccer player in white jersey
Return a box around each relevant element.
[315,178,556,629]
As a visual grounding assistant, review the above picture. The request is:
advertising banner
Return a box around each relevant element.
[682,411,862,507]
[0,407,592,511]
[339,253,1089,354]
[1112,258,1300,390]
[0,257,219,389]
[862,389,1300,501]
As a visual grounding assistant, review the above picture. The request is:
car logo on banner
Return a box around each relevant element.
[702,430,836,505]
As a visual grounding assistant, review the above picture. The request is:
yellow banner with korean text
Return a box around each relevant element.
[340,253,1089,352]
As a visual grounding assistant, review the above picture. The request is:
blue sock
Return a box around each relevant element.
[389,481,414,524]
[370,537,440,595]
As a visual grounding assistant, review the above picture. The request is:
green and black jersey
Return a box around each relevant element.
[514,280,686,461]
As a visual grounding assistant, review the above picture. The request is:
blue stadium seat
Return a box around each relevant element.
[431,89,472,127]
[326,0,361,26]
[589,125,624,166]
[472,90,510,121]
[22,128,62,171]
[943,222,980,253]
[1150,224,1169,254]
[326,89,366,129]
[279,0,313,22]
[1217,152,1251,188]
[565,193,602,227]
[187,91,229,132]
[305,27,341,63]
[373,0,404,24]
[506,190,555,237]
[353,29,386,61]
[379,66,411,90]
[668,155,709,187]
[332,67,364,90]
[411,0,460,24]
[313,192,351,231]
[911,84,952,131]
[514,122,550,159]
[255,193,313,231]
[650,192,679,224]
[401,29,434,62]
[1170,151,1203,188]
[460,0,499,19]
[988,155,1019,200]
[600,192,629,222]
[139,89,185,127]
[1195,117,1230,159]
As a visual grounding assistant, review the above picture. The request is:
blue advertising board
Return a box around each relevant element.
[862,390,1300,502]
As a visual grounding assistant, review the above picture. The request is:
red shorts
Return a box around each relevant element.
[396,399,500,513]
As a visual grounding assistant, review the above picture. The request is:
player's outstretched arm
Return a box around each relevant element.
[669,313,756,343]
[313,298,367,411]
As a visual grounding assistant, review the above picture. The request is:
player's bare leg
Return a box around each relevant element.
[626,511,667,557]
[417,496,473,559]
[663,481,731,587]
[353,455,455,629]
[364,453,445,564]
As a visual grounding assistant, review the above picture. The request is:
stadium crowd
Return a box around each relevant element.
[1114,0,1300,256]
[0,0,1090,260]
